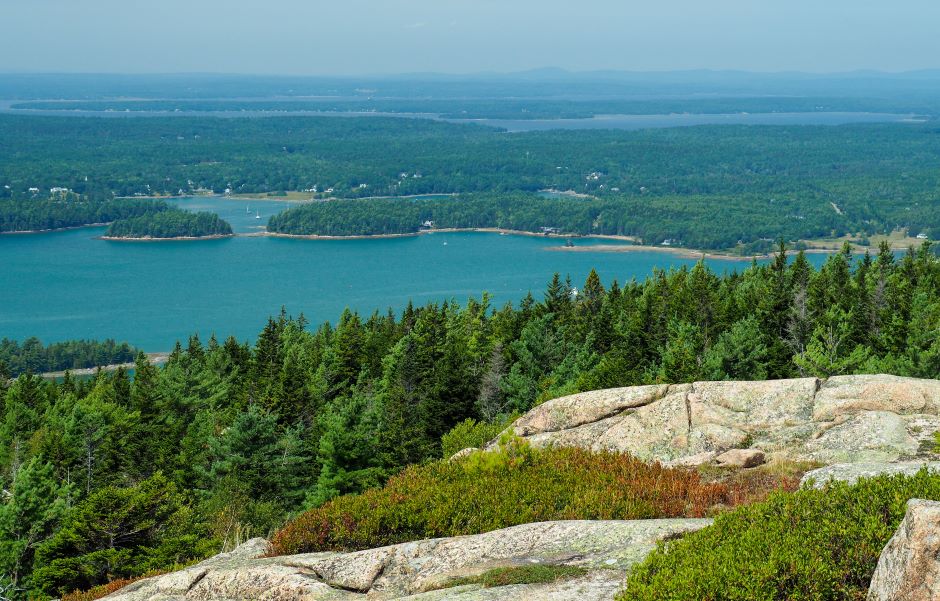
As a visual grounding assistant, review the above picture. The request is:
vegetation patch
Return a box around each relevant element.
[104,208,232,239]
[433,564,590,591]
[619,469,940,601]
[269,440,797,556]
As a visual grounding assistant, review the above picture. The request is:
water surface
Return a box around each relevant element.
[2,197,827,350]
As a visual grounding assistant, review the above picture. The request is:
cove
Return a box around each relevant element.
[1,197,829,352]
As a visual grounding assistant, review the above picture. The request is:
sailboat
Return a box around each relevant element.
[255,210,261,220]
[246,205,250,214]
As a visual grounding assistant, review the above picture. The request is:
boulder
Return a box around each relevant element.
[867,499,940,601]
[715,448,766,468]
[814,375,940,421]
[509,385,671,436]
[801,462,940,489]
[496,375,940,467]
[104,519,712,601]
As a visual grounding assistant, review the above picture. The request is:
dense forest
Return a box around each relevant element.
[0,197,171,233]
[2,242,940,599]
[2,115,940,248]
[0,338,136,378]
[267,192,900,251]
[11,94,940,120]
[104,208,233,239]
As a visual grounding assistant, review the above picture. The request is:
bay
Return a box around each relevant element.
[1,197,827,352]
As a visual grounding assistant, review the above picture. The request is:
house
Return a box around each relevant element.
[916,233,929,240]
[661,239,674,246]
[420,220,435,229]
[28,187,39,194]
[540,226,560,235]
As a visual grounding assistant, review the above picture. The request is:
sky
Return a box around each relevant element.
[3,0,940,75]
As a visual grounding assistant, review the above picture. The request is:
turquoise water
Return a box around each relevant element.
[1,197,827,351]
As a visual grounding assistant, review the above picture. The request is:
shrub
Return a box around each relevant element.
[440,416,515,459]
[619,469,940,601]
[438,565,589,590]
[269,441,796,556]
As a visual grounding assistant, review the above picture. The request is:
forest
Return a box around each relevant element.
[0,196,171,234]
[104,208,233,239]
[11,94,940,119]
[266,192,905,251]
[0,338,137,378]
[2,114,940,248]
[2,241,939,599]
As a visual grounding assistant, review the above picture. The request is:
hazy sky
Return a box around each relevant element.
[3,0,940,75]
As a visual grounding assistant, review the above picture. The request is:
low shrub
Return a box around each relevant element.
[438,565,589,590]
[620,469,940,601]
[270,440,797,556]
[440,416,515,459]
[60,570,168,601]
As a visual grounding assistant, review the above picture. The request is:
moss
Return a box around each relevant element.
[435,565,590,590]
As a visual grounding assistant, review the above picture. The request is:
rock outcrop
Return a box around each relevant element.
[801,461,940,489]
[867,499,940,601]
[496,375,940,466]
[104,519,710,601]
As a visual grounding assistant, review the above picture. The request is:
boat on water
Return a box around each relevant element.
[255,210,261,220]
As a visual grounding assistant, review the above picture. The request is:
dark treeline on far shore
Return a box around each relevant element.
[0,338,137,378]
[0,195,168,234]
[3,115,940,249]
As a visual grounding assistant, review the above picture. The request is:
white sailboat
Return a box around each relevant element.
[255,210,261,220]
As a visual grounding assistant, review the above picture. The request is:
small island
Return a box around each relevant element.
[103,208,234,240]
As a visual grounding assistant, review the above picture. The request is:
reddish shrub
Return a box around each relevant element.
[270,444,797,556]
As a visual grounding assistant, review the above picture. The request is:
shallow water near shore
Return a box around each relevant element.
[2,197,830,351]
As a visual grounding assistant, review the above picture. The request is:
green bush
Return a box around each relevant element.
[439,565,589,590]
[270,440,791,556]
[620,469,940,601]
[440,417,515,459]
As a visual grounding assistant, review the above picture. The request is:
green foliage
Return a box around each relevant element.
[5,114,940,248]
[2,246,940,597]
[32,473,213,597]
[438,565,589,590]
[620,469,940,601]
[104,208,232,239]
[0,337,136,378]
[0,458,71,592]
[0,196,171,233]
[440,417,514,459]
[269,443,758,556]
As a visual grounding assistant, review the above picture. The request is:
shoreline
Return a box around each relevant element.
[263,227,925,259]
[37,352,170,379]
[1,223,110,235]
[98,233,236,242]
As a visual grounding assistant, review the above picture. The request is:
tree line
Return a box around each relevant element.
[1,242,939,597]
[0,338,137,378]
[104,208,233,239]
[267,192,865,251]
[0,196,172,233]
[2,115,940,248]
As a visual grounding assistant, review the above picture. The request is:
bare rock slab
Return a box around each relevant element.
[104,519,712,601]
[867,499,940,601]
[498,375,940,466]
